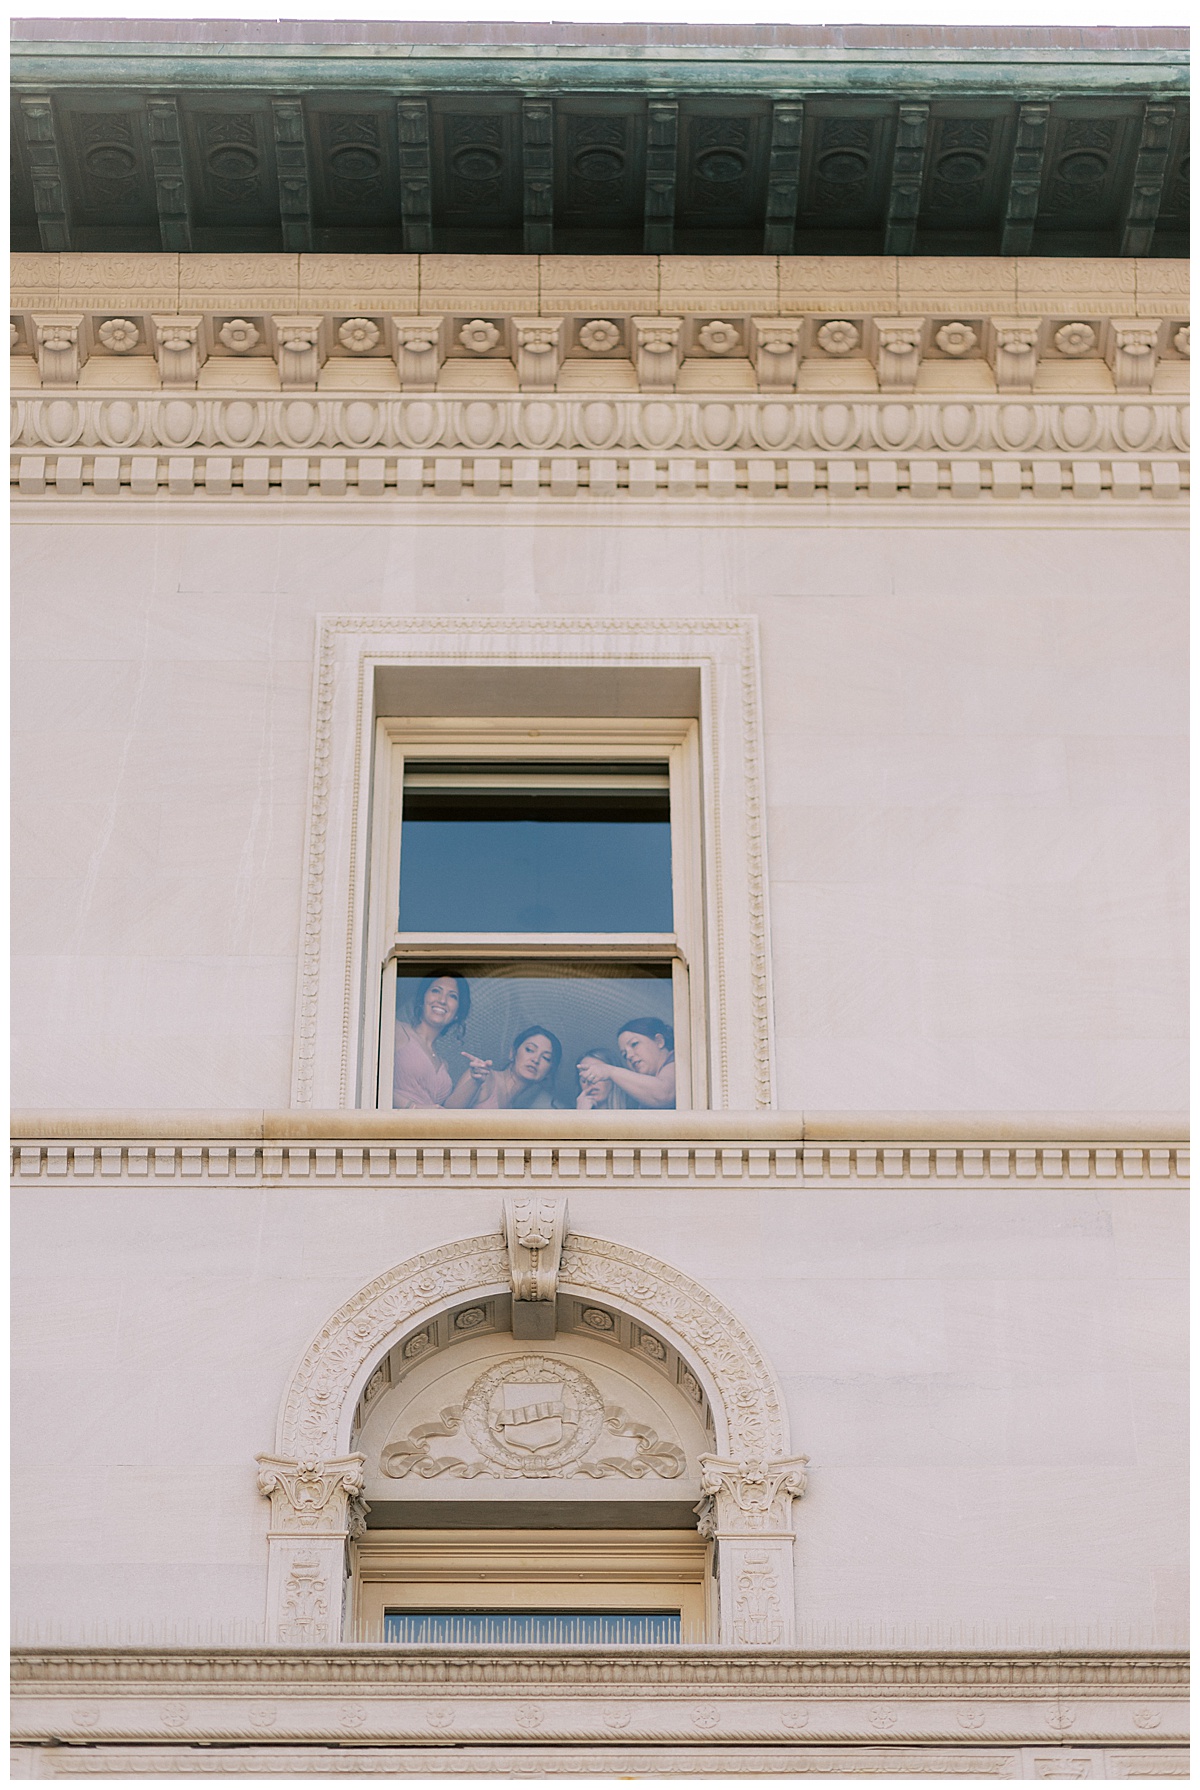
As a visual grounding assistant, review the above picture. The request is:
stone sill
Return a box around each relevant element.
[10,1108,1187,1143]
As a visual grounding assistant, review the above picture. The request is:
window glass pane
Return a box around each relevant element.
[393,963,677,1111]
[384,1610,681,1645]
[398,762,672,933]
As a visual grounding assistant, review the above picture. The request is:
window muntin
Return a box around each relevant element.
[371,721,703,1112]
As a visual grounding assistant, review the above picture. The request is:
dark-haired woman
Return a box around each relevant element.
[392,972,471,1109]
[578,1017,676,1110]
[445,1024,563,1110]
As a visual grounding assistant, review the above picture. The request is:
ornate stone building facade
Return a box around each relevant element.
[10,19,1189,1778]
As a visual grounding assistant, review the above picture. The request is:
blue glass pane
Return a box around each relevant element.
[393,966,676,1112]
[399,790,672,933]
[384,1610,681,1645]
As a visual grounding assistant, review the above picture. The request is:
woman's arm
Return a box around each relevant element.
[444,1054,492,1108]
[597,1059,677,1109]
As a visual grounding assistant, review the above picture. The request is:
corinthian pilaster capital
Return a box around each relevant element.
[255,1453,367,1534]
[695,1453,810,1535]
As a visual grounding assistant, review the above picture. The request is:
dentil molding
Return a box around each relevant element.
[10,391,1189,503]
[11,1137,1190,1186]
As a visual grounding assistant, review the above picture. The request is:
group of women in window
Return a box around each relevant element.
[392,973,676,1112]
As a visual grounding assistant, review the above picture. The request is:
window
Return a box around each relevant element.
[352,1531,710,1642]
[368,721,705,1112]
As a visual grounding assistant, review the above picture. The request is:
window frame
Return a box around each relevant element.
[364,717,707,1112]
[351,1529,712,1644]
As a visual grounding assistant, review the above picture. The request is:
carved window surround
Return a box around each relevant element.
[291,618,772,1113]
[250,1222,804,1647]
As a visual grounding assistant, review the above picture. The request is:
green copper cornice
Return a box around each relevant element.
[9,38,1190,99]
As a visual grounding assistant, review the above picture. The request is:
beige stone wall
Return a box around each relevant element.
[11,502,1187,1113]
[10,1168,1186,1647]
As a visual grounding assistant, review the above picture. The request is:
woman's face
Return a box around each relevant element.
[619,1029,668,1074]
[513,1034,555,1082]
[422,978,460,1029]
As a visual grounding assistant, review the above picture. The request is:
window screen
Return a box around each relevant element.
[398,760,673,933]
[383,1610,682,1645]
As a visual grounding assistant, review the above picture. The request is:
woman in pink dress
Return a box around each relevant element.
[392,972,471,1109]
[445,1024,563,1111]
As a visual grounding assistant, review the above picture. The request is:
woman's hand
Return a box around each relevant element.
[577,1055,611,1085]
[461,1052,493,1083]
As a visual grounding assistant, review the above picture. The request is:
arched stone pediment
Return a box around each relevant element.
[357,1292,715,1503]
[276,1229,788,1464]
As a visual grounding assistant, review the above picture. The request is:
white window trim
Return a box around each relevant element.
[291,616,773,1111]
[370,719,702,1111]
[351,1529,712,1644]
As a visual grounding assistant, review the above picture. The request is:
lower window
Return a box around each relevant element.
[388,961,678,1112]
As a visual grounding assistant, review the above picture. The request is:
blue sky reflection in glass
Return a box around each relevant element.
[399,760,672,933]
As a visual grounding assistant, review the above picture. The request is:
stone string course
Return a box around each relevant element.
[10,396,1190,503]
[6,1742,1193,1777]
[9,1648,1189,1775]
[10,1140,1188,1185]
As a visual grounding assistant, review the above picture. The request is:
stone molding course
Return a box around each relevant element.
[8,1741,1192,1777]
[10,1137,1189,1187]
[10,1647,1189,1776]
[10,251,1188,319]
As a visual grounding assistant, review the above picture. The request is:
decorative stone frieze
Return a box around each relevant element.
[9,1646,1190,1777]
[9,393,1189,503]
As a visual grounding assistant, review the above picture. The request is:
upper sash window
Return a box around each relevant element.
[398,761,672,934]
